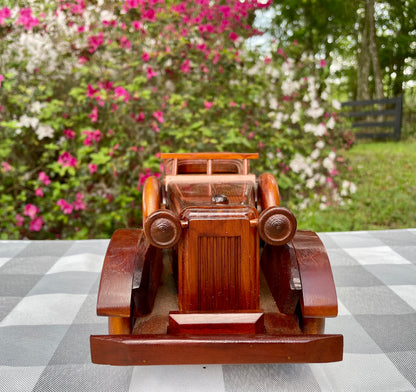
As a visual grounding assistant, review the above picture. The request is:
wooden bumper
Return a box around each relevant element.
[90,333,343,365]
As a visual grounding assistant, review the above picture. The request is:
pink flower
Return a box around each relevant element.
[137,168,152,190]
[15,214,24,227]
[229,32,238,41]
[153,111,164,123]
[320,59,327,68]
[141,52,150,62]
[73,193,85,211]
[114,86,130,102]
[57,152,78,167]
[147,67,157,80]
[0,7,11,26]
[79,57,88,64]
[120,36,131,49]
[24,204,39,220]
[88,163,98,174]
[89,106,98,122]
[143,9,156,22]
[57,199,73,214]
[102,20,117,27]
[38,171,51,185]
[88,32,104,53]
[82,129,102,146]
[135,112,145,122]
[125,0,140,10]
[30,217,44,232]
[87,84,98,98]
[69,0,85,15]
[63,129,76,139]
[204,101,213,110]
[35,188,44,197]
[180,59,191,74]
[1,161,11,172]
[132,20,142,31]
[230,101,237,107]
[248,132,255,140]
[15,8,39,30]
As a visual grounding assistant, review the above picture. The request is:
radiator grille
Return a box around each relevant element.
[197,236,241,310]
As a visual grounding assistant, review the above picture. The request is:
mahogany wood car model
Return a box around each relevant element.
[90,152,343,365]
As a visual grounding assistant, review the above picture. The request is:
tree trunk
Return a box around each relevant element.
[367,0,384,99]
[356,0,384,100]
[357,4,370,100]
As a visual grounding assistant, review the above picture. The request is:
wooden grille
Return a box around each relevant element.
[197,236,241,310]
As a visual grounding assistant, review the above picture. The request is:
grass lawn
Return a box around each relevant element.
[297,140,416,232]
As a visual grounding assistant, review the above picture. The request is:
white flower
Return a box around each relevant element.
[327,116,336,129]
[323,157,335,171]
[310,149,320,160]
[29,101,45,114]
[271,112,288,129]
[289,153,306,173]
[316,140,325,149]
[35,124,54,140]
[314,123,326,136]
[306,100,324,119]
[265,66,279,79]
[272,118,281,129]
[291,111,300,124]
[19,114,39,129]
[269,97,278,110]
[100,10,115,22]
[321,90,328,100]
[332,99,341,110]
[246,63,261,76]
[306,178,316,189]
[304,123,315,133]
[281,59,294,75]
[165,80,175,92]
[281,79,300,96]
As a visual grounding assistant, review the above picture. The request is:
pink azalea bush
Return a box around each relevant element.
[0,1,353,239]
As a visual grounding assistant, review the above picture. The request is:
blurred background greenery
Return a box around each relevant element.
[0,1,415,238]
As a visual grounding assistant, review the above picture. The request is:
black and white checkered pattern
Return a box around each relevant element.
[1,229,415,391]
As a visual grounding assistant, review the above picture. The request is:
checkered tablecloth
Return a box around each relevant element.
[1,229,415,392]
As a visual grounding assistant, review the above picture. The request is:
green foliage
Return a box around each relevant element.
[298,141,416,231]
[0,1,353,239]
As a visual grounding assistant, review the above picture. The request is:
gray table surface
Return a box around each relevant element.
[1,229,415,392]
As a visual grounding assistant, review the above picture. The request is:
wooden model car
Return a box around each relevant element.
[90,152,343,365]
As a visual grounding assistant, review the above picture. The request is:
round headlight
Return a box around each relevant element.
[258,206,297,246]
[144,210,182,248]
